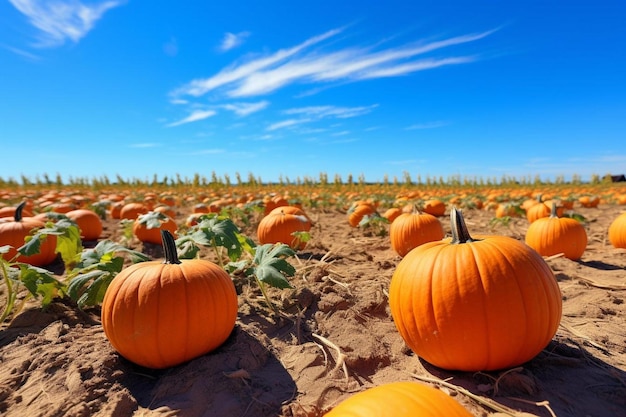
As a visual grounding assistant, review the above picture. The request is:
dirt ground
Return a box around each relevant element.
[1,203,625,417]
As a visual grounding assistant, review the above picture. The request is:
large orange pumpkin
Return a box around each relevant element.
[65,209,103,241]
[101,230,238,369]
[389,206,444,257]
[324,381,472,417]
[389,207,562,371]
[0,202,57,266]
[608,212,626,249]
[525,203,587,260]
[257,206,312,250]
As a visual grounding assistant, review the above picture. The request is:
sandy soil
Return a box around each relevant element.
[1,204,625,417]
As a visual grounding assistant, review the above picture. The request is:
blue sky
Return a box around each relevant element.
[1,1,625,184]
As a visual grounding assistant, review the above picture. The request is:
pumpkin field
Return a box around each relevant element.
[1,176,625,417]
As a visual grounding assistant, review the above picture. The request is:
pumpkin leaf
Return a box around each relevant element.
[188,214,247,262]
[18,264,65,308]
[174,235,202,259]
[66,239,149,308]
[251,243,296,289]
[136,211,169,229]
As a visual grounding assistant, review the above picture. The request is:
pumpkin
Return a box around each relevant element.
[347,202,377,227]
[525,203,587,260]
[389,207,562,371]
[133,211,178,245]
[324,381,472,417]
[422,199,446,217]
[382,207,403,223]
[119,202,149,220]
[101,230,238,369]
[65,209,103,241]
[0,202,57,266]
[257,206,311,250]
[608,212,626,249]
[389,206,444,257]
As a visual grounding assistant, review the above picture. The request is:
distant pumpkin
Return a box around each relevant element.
[66,209,103,241]
[257,206,311,250]
[525,203,587,260]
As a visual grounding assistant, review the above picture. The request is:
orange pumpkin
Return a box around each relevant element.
[422,199,446,217]
[133,211,178,245]
[119,202,149,220]
[65,209,103,241]
[389,206,444,257]
[0,202,57,266]
[324,381,472,417]
[382,207,403,223]
[257,207,311,250]
[608,212,626,249]
[347,202,377,227]
[389,207,562,371]
[101,230,238,369]
[525,203,587,260]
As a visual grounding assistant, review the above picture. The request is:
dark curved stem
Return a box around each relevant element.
[161,230,181,264]
[14,201,26,222]
[450,206,475,244]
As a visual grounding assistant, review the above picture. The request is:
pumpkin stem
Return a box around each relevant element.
[450,207,476,244]
[161,230,181,264]
[550,201,559,218]
[14,201,26,222]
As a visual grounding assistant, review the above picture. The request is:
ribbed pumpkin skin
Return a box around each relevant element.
[257,209,311,250]
[389,225,562,371]
[390,212,444,257]
[0,212,57,266]
[525,216,587,260]
[347,203,377,227]
[608,212,626,249]
[101,259,238,369]
[324,381,472,417]
[65,209,103,241]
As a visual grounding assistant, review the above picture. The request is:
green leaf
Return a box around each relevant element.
[18,264,64,308]
[192,214,247,261]
[18,234,43,256]
[174,235,201,259]
[252,243,296,289]
[136,211,169,229]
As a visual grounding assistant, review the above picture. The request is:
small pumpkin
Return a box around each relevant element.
[101,230,238,369]
[119,202,149,220]
[389,207,562,371]
[608,212,626,249]
[257,206,311,250]
[347,202,378,227]
[389,205,444,257]
[422,199,446,217]
[133,211,178,245]
[0,202,57,266]
[324,381,472,417]
[65,209,103,241]
[525,202,587,260]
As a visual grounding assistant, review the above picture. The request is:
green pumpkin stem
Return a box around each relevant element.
[14,201,26,222]
[450,207,476,244]
[161,230,181,264]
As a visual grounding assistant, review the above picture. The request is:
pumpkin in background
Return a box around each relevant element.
[101,230,238,369]
[109,201,124,219]
[119,202,149,220]
[324,381,472,417]
[608,212,626,249]
[382,207,403,223]
[390,206,444,257]
[133,211,178,245]
[257,206,311,250]
[347,202,378,227]
[525,203,587,260]
[0,202,57,266]
[65,209,103,241]
[389,207,562,371]
[578,195,600,208]
[422,199,446,217]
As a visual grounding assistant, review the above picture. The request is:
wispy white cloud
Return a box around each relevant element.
[268,104,377,131]
[9,0,124,47]
[1,43,41,59]
[405,121,448,130]
[172,26,496,99]
[221,100,269,116]
[267,118,310,131]
[220,31,250,51]
[167,109,217,127]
